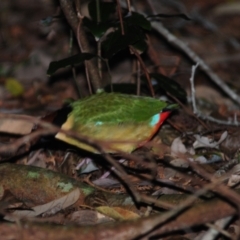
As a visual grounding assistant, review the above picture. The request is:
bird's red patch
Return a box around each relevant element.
[151,111,171,137]
[138,111,171,148]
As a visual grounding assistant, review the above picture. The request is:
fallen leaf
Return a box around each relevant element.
[5,188,80,221]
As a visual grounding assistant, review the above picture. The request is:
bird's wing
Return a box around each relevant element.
[70,93,168,126]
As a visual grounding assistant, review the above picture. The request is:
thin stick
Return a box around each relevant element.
[103,59,113,92]
[151,21,240,105]
[69,29,82,97]
[136,60,141,95]
[126,0,131,13]
[76,19,92,95]
[130,46,155,97]
[189,63,199,114]
[116,0,125,35]
[190,63,240,126]
[60,0,101,92]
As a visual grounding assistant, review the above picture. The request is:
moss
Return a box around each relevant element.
[57,182,74,193]
[27,171,40,178]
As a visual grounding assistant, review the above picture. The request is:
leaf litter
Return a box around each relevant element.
[1,0,240,239]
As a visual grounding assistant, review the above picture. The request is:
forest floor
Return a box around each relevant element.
[1,0,240,239]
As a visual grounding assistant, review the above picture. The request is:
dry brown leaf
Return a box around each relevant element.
[4,188,80,221]
[0,117,33,135]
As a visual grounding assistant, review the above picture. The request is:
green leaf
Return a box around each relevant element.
[147,13,191,21]
[47,53,95,75]
[145,73,187,100]
[5,78,24,97]
[83,17,112,39]
[102,25,143,58]
[124,12,151,30]
[88,0,116,22]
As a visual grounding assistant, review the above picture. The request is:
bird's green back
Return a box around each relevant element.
[70,92,169,127]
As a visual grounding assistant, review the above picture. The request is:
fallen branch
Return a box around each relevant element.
[151,21,240,105]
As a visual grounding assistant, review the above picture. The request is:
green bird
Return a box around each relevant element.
[53,92,177,153]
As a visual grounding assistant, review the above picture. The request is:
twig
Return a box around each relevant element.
[136,60,141,95]
[59,0,101,93]
[129,46,155,97]
[151,21,240,105]
[116,0,125,35]
[190,63,199,114]
[167,91,209,130]
[126,0,131,13]
[103,58,113,92]
[145,177,234,238]
[76,19,92,95]
[71,66,82,98]
[96,0,100,23]
[188,160,240,221]
[204,216,233,240]
[95,0,103,81]
[68,30,82,98]
[190,63,240,126]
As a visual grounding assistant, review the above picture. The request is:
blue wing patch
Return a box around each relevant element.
[149,113,160,127]
[95,121,103,126]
